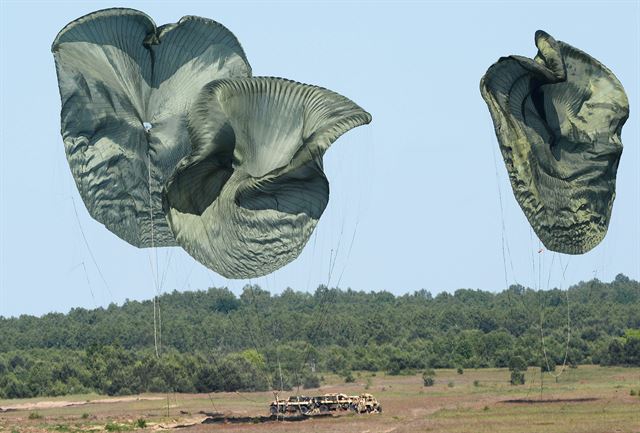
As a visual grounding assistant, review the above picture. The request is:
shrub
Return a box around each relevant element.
[105,422,130,432]
[510,370,525,385]
[457,367,464,375]
[344,371,355,383]
[28,412,42,420]
[422,368,436,387]
[135,418,147,428]
[473,380,480,387]
[447,381,454,388]
[422,375,435,387]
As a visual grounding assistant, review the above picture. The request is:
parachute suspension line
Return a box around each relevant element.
[539,241,543,292]
[71,196,112,298]
[67,261,99,308]
[80,262,97,307]
[540,254,572,380]
[305,227,320,292]
[292,248,334,393]
[236,279,275,392]
[276,342,284,395]
[294,226,349,391]
[294,148,363,390]
[158,249,174,295]
[335,220,359,288]
[491,142,519,289]
[489,139,527,327]
[148,154,161,359]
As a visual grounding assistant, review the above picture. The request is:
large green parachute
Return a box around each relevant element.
[52,8,251,247]
[480,31,629,254]
[53,9,371,278]
[163,77,371,278]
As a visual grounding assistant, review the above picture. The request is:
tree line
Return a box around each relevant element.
[0,274,638,398]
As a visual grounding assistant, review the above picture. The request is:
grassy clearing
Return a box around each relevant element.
[0,365,638,433]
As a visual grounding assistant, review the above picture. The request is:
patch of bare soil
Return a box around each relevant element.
[0,395,164,412]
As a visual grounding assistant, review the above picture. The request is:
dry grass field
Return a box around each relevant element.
[1,365,638,433]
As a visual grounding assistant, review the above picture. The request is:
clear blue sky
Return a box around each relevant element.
[1,1,638,317]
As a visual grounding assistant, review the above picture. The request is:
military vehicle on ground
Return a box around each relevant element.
[352,393,382,413]
[269,395,314,415]
[269,392,381,415]
[314,393,353,412]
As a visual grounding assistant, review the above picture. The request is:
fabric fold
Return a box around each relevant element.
[164,77,372,278]
[52,8,251,247]
[480,31,628,254]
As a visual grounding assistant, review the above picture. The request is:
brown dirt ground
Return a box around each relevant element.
[1,366,639,433]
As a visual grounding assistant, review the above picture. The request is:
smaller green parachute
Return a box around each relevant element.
[480,30,629,254]
[163,77,372,279]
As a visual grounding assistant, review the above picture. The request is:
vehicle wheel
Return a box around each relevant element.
[377,405,382,413]
[270,406,277,415]
[320,405,329,413]
[341,403,349,410]
[300,405,309,415]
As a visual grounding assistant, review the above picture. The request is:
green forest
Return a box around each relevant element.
[0,274,638,399]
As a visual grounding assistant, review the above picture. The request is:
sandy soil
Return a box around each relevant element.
[1,366,638,433]
[0,395,164,412]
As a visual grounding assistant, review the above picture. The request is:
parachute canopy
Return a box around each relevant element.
[480,30,629,254]
[164,77,372,278]
[54,9,372,278]
[52,8,251,247]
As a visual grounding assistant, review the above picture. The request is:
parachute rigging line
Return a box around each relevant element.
[70,196,112,298]
[539,253,572,380]
[491,131,573,384]
[335,221,360,288]
[147,154,163,359]
[68,261,98,308]
[491,143,519,289]
[225,286,275,392]
[490,139,529,327]
[158,249,175,295]
[80,262,97,307]
[293,130,370,392]
[294,199,357,391]
[305,228,320,292]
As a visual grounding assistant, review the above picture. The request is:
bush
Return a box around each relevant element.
[105,422,129,432]
[473,380,480,387]
[422,368,436,387]
[510,369,525,385]
[344,371,355,383]
[630,389,637,396]
[456,367,464,375]
[135,419,147,428]
[447,381,454,388]
[28,412,42,420]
